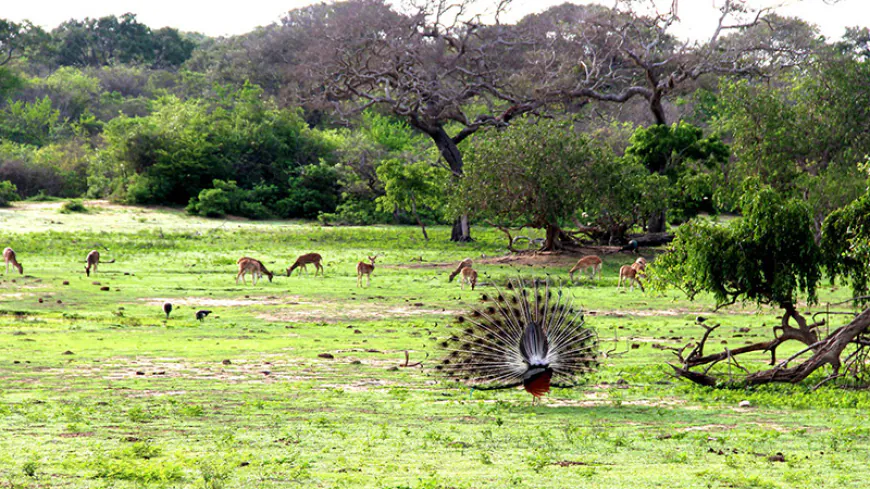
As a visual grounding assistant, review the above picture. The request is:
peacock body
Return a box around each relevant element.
[436,279,599,398]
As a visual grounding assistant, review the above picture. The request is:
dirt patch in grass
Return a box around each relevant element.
[259,303,451,323]
[139,296,303,307]
[58,432,95,438]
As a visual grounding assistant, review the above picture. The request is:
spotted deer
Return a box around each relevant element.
[448,258,472,282]
[459,267,478,290]
[356,255,380,288]
[85,250,113,276]
[568,255,602,282]
[3,247,22,275]
[286,253,324,277]
[618,265,645,292]
[236,257,274,285]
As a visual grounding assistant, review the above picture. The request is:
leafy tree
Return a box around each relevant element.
[821,188,870,302]
[277,164,341,219]
[576,157,667,244]
[624,122,729,228]
[651,186,870,387]
[29,67,101,121]
[653,188,821,310]
[715,54,870,230]
[0,19,41,66]
[376,158,446,240]
[0,97,62,146]
[99,87,333,206]
[459,118,615,251]
[50,14,194,69]
[0,66,24,100]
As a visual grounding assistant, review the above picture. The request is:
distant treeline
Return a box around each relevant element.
[0,3,868,242]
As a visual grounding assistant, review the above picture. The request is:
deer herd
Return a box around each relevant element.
[3,245,648,293]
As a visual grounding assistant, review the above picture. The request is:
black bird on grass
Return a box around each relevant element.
[436,278,599,399]
[196,310,212,322]
[162,302,172,319]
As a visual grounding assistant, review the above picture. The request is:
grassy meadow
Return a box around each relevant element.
[0,201,869,489]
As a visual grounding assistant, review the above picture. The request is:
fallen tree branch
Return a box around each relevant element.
[671,307,870,387]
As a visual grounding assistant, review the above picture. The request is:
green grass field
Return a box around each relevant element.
[1,201,869,489]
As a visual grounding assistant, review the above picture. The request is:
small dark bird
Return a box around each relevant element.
[163,302,172,319]
[436,278,599,399]
[196,310,212,322]
[620,239,639,252]
[696,316,707,324]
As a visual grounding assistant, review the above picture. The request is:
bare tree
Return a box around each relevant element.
[304,0,541,241]
[524,0,820,232]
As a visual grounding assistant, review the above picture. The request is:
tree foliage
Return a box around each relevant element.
[460,118,624,249]
[376,158,447,240]
[624,121,729,225]
[651,187,821,309]
[821,189,870,301]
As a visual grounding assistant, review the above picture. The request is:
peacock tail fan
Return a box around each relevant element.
[435,277,599,392]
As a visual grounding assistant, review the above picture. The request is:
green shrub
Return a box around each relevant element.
[59,199,88,213]
[318,198,391,225]
[24,190,60,202]
[0,180,19,206]
[186,180,274,220]
[277,164,340,219]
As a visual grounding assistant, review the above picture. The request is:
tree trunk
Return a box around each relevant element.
[409,192,428,241]
[648,89,668,126]
[542,223,563,251]
[427,125,472,242]
[647,209,667,234]
[643,85,669,233]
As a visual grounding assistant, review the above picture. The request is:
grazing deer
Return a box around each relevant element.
[85,250,114,276]
[568,255,602,282]
[286,253,324,277]
[3,247,22,275]
[356,255,379,288]
[618,265,645,292]
[448,258,472,282]
[236,257,274,285]
[459,267,478,290]
[633,257,647,271]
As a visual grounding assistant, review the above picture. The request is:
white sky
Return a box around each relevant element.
[4,0,868,39]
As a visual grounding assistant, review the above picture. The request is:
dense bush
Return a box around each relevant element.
[276,164,341,219]
[0,180,20,206]
[186,180,274,220]
[187,166,342,220]
[59,199,89,213]
[99,86,336,206]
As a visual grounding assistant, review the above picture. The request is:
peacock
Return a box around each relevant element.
[436,278,599,399]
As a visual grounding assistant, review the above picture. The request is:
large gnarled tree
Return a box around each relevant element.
[302,0,541,241]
